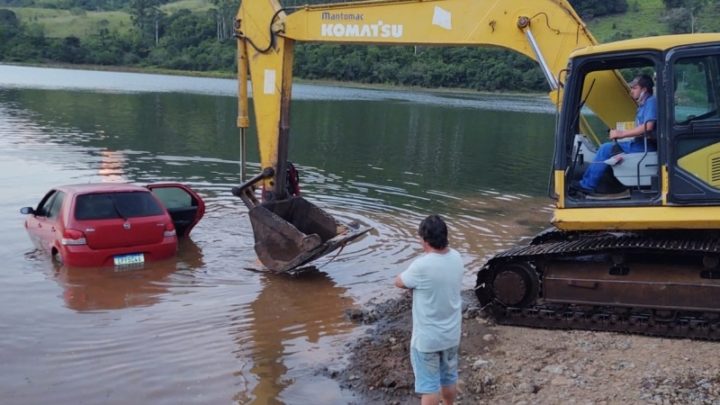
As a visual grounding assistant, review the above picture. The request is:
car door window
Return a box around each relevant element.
[150,187,193,209]
[47,191,65,219]
[35,191,57,217]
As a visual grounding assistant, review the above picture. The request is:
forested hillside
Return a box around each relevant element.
[1,0,719,92]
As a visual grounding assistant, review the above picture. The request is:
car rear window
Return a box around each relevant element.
[74,192,165,220]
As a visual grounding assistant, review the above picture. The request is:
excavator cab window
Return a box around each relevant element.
[673,56,720,125]
[668,50,720,202]
[564,55,661,203]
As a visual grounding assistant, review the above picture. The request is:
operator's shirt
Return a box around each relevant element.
[400,249,464,352]
[630,94,657,150]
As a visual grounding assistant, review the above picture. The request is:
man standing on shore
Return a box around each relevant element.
[395,214,465,405]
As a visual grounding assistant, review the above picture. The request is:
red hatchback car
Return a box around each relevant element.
[21,183,205,267]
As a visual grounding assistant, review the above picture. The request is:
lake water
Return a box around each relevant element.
[0,64,555,404]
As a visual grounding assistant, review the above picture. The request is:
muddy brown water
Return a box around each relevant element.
[0,65,554,403]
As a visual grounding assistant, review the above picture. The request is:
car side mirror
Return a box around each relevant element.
[20,207,35,215]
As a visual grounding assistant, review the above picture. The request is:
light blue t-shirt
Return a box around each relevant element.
[400,248,464,352]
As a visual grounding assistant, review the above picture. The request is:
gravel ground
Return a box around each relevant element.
[332,291,720,404]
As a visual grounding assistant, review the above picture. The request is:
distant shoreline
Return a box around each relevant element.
[1,61,548,98]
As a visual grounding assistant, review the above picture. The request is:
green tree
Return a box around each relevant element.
[569,0,628,19]
[129,0,166,46]
[56,36,86,63]
[209,0,235,41]
[662,0,711,33]
[663,0,686,8]
[0,9,20,39]
[2,21,47,62]
[0,9,20,57]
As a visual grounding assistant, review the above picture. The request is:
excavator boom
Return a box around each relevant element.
[234,0,637,272]
[237,0,635,197]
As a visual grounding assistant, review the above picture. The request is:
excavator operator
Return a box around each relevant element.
[572,74,658,196]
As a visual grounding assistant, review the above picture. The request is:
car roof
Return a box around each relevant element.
[571,33,720,59]
[55,183,149,195]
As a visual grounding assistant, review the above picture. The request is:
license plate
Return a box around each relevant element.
[114,253,145,266]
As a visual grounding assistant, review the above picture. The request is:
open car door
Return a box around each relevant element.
[146,183,205,238]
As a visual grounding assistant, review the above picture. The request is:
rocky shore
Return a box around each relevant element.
[333,291,720,404]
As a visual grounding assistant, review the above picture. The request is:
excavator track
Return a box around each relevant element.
[475,230,720,340]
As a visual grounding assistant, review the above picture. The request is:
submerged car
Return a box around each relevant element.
[20,183,205,267]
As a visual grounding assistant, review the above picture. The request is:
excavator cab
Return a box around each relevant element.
[561,54,662,202]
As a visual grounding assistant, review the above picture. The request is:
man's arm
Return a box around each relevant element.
[395,274,408,289]
[396,261,420,290]
[609,120,655,139]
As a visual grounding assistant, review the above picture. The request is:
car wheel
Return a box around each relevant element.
[52,249,63,264]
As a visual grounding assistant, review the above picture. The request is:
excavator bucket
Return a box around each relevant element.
[248,196,370,272]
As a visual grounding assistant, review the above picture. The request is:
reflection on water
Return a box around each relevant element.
[237,269,356,403]
[58,265,176,311]
[0,86,555,196]
[0,66,554,404]
[98,150,128,182]
[55,239,205,311]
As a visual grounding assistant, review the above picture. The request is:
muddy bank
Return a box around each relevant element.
[334,291,720,404]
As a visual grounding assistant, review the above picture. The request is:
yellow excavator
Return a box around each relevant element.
[234,0,720,338]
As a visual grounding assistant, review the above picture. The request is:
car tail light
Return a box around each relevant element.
[163,223,176,238]
[61,229,87,246]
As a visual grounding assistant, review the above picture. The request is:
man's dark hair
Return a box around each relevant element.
[634,74,654,95]
[419,214,448,250]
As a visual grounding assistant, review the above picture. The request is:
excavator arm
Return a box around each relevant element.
[234,0,636,271]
